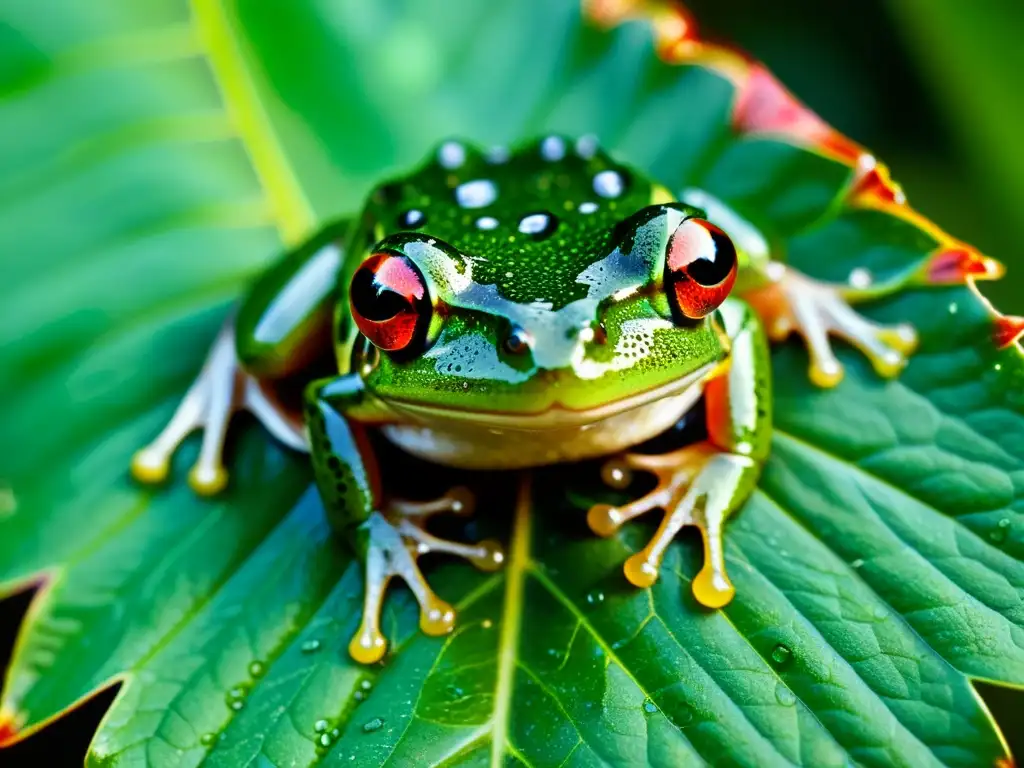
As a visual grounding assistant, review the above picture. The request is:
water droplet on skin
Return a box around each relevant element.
[848,267,873,289]
[485,145,509,164]
[455,179,498,209]
[200,733,216,746]
[576,134,599,159]
[540,135,566,161]
[314,719,330,733]
[518,212,558,239]
[438,141,466,169]
[775,683,796,706]
[476,215,499,230]
[362,717,385,733]
[301,639,321,654]
[248,661,265,678]
[642,699,657,714]
[593,170,625,198]
[770,644,792,665]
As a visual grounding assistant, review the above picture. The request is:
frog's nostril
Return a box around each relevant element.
[504,326,532,355]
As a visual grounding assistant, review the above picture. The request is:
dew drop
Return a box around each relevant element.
[540,135,566,161]
[318,733,333,748]
[850,558,865,569]
[949,302,959,314]
[301,639,322,654]
[482,619,494,629]
[775,683,796,707]
[314,719,330,733]
[354,690,366,702]
[200,733,216,747]
[485,145,509,164]
[990,521,1010,543]
[398,209,426,228]
[476,215,499,230]
[585,591,605,605]
[848,267,873,289]
[455,179,498,209]
[518,212,558,239]
[995,363,1003,371]
[229,700,245,711]
[438,141,466,169]
[770,644,792,665]
[248,661,265,678]
[873,604,888,620]
[360,679,373,692]
[446,684,465,699]
[362,717,385,733]
[642,699,658,714]
[576,134,599,159]
[593,170,625,199]
[578,201,598,215]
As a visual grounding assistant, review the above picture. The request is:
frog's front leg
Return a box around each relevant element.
[305,375,504,664]
[588,299,770,607]
[744,263,918,387]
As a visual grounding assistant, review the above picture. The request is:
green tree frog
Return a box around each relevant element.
[131,136,917,664]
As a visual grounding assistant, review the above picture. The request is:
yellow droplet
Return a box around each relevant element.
[131,451,169,484]
[623,552,659,588]
[692,563,735,608]
[587,505,620,538]
[470,539,505,572]
[809,361,843,388]
[447,486,475,516]
[601,460,633,490]
[188,465,228,496]
[420,599,456,636]
[348,625,386,665]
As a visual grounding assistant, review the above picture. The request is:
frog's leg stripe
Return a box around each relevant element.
[131,321,306,495]
[348,495,504,665]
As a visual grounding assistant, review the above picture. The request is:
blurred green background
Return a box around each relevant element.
[2,0,1022,763]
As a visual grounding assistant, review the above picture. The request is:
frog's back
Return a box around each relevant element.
[358,136,656,310]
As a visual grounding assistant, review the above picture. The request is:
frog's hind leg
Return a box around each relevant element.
[350,489,505,664]
[131,320,307,495]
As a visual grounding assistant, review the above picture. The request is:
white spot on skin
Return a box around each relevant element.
[438,141,466,169]
[576,134,599,159]
[578,201,598,214]
[848,267,873,289]
[485,145,509,164]
[593,170,624,199]
[518,213,554,235]
[455,180,498,209]
[476,216,499,230]
[541,136,566,161]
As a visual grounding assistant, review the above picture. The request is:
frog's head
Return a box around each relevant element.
[342,136,737,428]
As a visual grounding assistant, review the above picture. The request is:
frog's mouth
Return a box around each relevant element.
[381,361,718,431]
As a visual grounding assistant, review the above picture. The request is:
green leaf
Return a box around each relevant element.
[1,0,1021,765]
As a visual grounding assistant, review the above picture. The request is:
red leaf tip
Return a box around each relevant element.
[993,314,1024,350]
[0,711,20,748]
[924,247,1005,285]
[849,157,906,208]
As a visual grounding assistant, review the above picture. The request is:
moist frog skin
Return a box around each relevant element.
[131,136,917,664]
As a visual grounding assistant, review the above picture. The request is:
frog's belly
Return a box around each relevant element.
[380,383,704,470]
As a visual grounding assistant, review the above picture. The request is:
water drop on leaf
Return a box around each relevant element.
[362,717,385,733]
[770,644,792,665]
[248,661,265,678]
[314,719,329,733]
[642,699,657,714]
[301,639,322,654]
[775,683,796,707]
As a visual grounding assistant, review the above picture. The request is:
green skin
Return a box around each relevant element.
[143,135,914,662]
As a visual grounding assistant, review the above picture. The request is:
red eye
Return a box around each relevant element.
[350,252,432,353]
[665,218,738,320]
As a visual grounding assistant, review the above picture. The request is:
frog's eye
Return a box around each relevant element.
[350,252,433,353]
[664,218,738,320]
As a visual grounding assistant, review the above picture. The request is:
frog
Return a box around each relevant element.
[130,135,918,664]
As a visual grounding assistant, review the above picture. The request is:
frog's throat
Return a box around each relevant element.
[381,360,719,431]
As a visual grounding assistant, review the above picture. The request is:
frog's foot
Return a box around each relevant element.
[349,487,505,664]
[131,322,306,496]
[744,264,918,388]
[588,442,757,608]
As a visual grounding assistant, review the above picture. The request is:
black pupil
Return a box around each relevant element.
[686,227,736,286]
[351,265,411,321]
